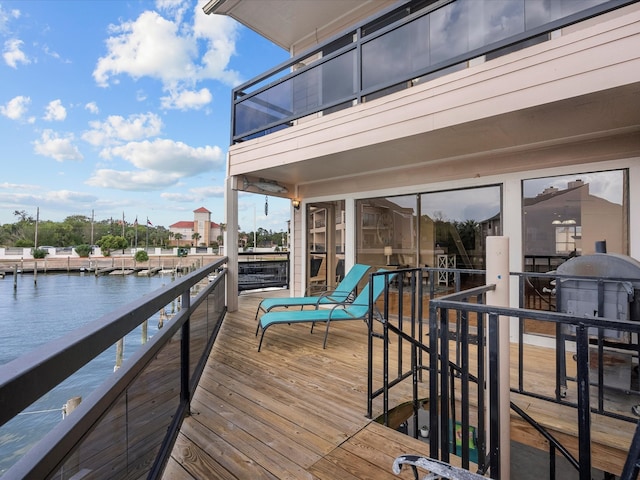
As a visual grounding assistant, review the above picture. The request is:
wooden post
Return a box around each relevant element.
[142,320,148,344]
[13,265,17,290]
[34,260,37,285]
[115,338,124,371]
[67,256,70,272]
[63,396,82,419]
[486,236,510,479]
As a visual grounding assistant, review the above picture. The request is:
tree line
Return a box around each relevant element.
[1,210,288,251]
[1,211,171,249]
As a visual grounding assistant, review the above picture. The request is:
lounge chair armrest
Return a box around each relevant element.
[327,302,369,318]
[315,289,354,304]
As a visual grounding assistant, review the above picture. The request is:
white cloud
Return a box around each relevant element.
[156,0,188,23]
[46,189,98,203]
[0,6,20,34]
[192,8,242,86]
[3,38,30,68]
[160,192,197,202]
[160,184,225,202]
[86,168,183,191]
[85,102,99,114]
[33,130,83,162]
[82,112,163,146]
[93,4,241,107]
[190,185,225,197]
[160,87,212,110]
[102,138,223,175]
[93,11,196,89]
[43,99,67,121]
[0,95,31,120]
[85,137,223,192]
[0,181,39,190]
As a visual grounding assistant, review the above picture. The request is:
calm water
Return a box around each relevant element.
[0,272,177,475]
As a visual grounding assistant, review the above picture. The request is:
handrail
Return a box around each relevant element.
[368,266,640,479]
[381,305,582,478]
[0,258,228,479]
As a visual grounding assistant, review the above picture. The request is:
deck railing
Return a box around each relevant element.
[0,258,227,479]
[238,251,289,292]
[230,0,634,144]
[368,267,640,479]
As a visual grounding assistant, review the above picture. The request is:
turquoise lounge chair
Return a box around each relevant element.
[257,269,394,351]
[254,263,372,321]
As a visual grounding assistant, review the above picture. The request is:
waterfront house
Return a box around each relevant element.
[204,0,640,311]
[201,0,640,476]
[4,2,639,478]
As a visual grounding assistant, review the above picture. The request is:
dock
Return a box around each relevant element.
[0,255,220,278]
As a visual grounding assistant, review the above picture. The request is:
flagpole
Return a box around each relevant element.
[146,217,149,248]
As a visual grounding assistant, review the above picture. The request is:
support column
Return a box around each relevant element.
[226,175,239,312]
[486,236,510,479]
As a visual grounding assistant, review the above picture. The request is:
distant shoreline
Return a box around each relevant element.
[0,254,222,276]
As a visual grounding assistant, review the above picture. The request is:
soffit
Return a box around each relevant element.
[203,0,393,51]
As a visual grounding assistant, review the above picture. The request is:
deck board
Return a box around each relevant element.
[164,291,636,479]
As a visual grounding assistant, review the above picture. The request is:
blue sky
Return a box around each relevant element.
[0,0,290,234]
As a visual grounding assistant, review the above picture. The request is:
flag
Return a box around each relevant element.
[134,217,138,227]
[147,218,153,226]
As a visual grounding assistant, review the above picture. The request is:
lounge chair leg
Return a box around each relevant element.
[254,302,264,322]
[258,329,266,351]
[323,320,331,349]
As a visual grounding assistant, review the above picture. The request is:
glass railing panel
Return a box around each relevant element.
[234,49,356,140]
[233,0,628,142]
[189,294,209,379]
[362,13,431,90]
[51,329,181,479]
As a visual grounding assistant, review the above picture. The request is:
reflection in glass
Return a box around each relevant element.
[362,15,430,90]
[420,186,501,272]
[355,186,501,273]
[522,170,627,268]
[307,201,346,291]
[356,195,417,268]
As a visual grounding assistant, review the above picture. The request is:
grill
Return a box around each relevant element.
[557,252,640,392]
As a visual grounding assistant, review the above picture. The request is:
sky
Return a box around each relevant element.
[0,0,291,234]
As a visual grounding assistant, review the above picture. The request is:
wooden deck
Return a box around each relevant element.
[162,291,637,479]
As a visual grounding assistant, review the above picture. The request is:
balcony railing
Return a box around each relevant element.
[0,259,227,479]
[230,0,635,144]
[368,266,640,479]
[238,251,289,292]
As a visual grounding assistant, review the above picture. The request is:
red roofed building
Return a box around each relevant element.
[169,207,221,247]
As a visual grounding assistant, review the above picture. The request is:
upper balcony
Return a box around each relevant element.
[215,0,640,192]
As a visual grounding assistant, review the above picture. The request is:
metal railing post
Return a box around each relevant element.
[575,323,592,480]
[181,290,191,410]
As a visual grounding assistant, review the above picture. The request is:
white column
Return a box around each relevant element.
[486,236,510,479]
[225,175,239,312]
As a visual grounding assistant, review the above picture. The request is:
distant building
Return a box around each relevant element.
[169,207,221,247]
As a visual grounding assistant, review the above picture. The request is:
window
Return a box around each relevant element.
[355,185,501,271]
[522,170,628,266]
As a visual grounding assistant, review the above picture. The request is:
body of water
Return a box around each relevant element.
[0,271,177,475]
